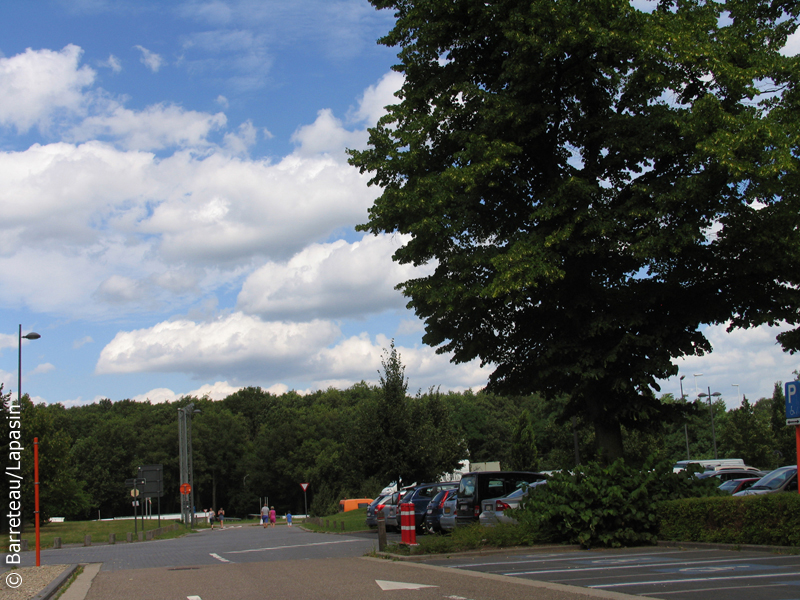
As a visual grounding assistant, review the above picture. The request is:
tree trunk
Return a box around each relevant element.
[594,419,624,465]
[212,471,217,511]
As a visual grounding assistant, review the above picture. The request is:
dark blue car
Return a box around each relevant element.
[424,489,457,534]
[399,482,459,533]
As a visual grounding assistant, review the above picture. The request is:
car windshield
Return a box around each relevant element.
[719,480,738,492]
[751,467,796,490]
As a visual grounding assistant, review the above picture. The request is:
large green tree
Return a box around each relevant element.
[350,0,800,461]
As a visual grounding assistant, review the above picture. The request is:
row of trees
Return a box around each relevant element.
[0,358,794,531]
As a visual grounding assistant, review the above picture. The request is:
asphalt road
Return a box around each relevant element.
[421,544,800,600]
[12,524,389,570]
[11,525,799,600]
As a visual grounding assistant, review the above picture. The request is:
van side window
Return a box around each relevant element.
[459,477,476,498]
[487,479,504,498]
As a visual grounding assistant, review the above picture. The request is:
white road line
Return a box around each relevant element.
[209,553,230,562]
[226,538,362,554]
[590,571,797,589]
[187,596,202,600]
[503,554,798,577]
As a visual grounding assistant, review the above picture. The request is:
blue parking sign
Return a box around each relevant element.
[786,381,800,425]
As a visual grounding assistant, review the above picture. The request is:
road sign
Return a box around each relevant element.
[180,483,192,495]
[130,489,140,497]
[300,483,309,492]
[125,478,146,487]
[786,381,800,425]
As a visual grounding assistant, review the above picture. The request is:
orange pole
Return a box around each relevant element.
[34,437,40,566]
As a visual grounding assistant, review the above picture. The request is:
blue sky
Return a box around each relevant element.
[1,0,799,410]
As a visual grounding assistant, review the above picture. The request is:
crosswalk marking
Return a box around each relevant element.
[209,553,230,562]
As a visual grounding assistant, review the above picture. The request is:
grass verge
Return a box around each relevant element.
[52,565,84,600]
[383,522,541,556]
[1,519,184,551]
[300,508,372,533]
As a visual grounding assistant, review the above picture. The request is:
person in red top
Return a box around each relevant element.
[269,506,276,527]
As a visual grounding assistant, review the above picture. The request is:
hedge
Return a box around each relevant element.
[658,493,800,546]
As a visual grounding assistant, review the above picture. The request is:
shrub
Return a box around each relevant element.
[514,457,721,549]
[659,493,800,546]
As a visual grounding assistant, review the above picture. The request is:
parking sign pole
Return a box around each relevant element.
[784,381,800,494]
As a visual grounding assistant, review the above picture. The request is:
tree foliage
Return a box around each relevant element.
[350,0,800,461]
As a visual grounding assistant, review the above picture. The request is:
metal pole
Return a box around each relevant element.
[707,386,718,460]
[178,408,188,526]
[680,376,689,460]
[34,437,40,567]
[187,403,196,528]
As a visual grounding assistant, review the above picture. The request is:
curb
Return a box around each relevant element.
[32,564,80,600]
[656,539,800,554]
[375,543,582,561]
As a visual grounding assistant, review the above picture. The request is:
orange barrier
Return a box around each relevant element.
[400,502,417,545]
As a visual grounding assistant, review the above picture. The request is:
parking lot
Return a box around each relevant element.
[422,544,800,600]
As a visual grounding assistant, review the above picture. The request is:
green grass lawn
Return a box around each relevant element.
[1,518,186,551]
[300,508,371,533]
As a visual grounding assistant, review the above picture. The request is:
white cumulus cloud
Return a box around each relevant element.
[0,45,95,133]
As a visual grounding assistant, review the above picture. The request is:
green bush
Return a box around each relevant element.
[659,493,800,546]
[515,458,721,549]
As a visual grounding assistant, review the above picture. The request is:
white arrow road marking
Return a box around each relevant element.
[210,553,230,562]
[375,580,438,591]
[187,596,202,600]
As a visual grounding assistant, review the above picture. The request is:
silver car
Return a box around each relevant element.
[479,480,546,526]
[733,465,797,496]
[438,492,459,532]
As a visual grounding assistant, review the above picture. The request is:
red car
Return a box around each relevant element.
[719,477,761,494]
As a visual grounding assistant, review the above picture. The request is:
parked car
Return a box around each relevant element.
[424,489,457,534]
[398,482,459,534]
[733,466,798,496]
[697,467,765,482]
[672,458,746,473]
[456,471,546,526]
[719,477,761,495]
[383,487,415,531]
[438,492,458,533]
[365,494,391,529]
[478,480,547,526]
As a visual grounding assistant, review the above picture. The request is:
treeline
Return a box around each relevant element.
[0,377,793,529]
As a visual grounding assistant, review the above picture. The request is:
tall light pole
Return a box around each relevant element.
[18,325,40,564]
[680,375,690,459]
[732,383,741,405]
[178,403,200,527]
[697,387,721,460]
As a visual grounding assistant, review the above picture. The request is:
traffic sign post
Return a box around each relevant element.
[785,381,800,495]
[300,483,309,517]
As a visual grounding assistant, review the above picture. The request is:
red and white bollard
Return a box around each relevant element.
[400,503,417,545]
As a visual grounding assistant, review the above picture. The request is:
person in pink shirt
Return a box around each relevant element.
[269,506,277,527]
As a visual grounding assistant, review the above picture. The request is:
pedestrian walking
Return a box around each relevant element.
[208,508,216,530]
[286,511,292,527]
[269,506,276,528]
[218,507,225,529]
[261,504,269,528]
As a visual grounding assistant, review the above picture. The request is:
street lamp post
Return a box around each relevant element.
[18,325,41,564]
[680,375,690,460]
[732,383,741,405]
[697,387,722,460]
[178,403,200,527]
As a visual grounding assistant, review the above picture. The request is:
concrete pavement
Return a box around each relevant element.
[78,556,652,600]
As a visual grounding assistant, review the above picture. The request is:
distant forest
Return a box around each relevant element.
[0,379,793,529]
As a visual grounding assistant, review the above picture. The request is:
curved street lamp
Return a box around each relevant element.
[18,325,41,404]
[697,387,722,460]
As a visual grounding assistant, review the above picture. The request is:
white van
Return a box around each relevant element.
[672,458,745,473]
